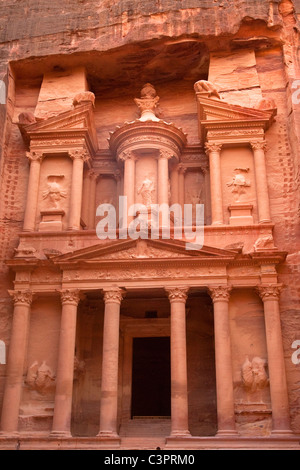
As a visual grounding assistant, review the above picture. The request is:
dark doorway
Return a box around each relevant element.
[131,337,171,418]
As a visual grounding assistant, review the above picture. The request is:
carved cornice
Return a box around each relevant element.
[60,289,81,306]
[9,289,33,306]
[204,142,223,154]
[250,141,267,152]
[208,285,232,302]
[103,287,124,305]
[256,284,282,301]
[166,286,189,303]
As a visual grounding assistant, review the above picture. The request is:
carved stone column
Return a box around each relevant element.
[51,289,80,437]
[208,285,237,435]
[251,141,271,223]
[178,165,186,208]
[87,170,97,230]
[120,151,136,228]
[81,170,91,227]
[166,287,190,437]
[205,143,223,225]
[257,284,292,434]
[158,150,172,206]
[98,288,124,438]
[0,290,33,434]
[68,149,89,231]
[23,151,44,231]
[170,165,179,205]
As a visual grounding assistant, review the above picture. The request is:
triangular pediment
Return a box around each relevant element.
[197,96,276,125]
[18,102,98,152]
[52,238,238,264]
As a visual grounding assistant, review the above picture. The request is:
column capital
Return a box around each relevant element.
[166,286,189,303]
[178,164,187,175]
[69,148,90,162]
[256,283,283,301]
[60,289,81,306]
[205,142,223,155]
[119,150,136,162]
[8,289,33,306]
[250,141,267,151]
[26,150,44,162]
[208,285,232,303]
[87,169,98,181]
[159,149,174,160]
[103,287,125,305]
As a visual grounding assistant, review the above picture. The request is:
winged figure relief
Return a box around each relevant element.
[241,356,269,392]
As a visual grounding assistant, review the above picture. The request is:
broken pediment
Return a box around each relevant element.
[51,238,238,265]
[17,92,98,153]
[194,80,276,143]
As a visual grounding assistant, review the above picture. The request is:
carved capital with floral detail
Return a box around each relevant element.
[60,289,81,306]
[103,287,125,305]
[250,141,267,152]
[256,284,283,301]
[26,151,44,163]
[166,286,189,303]
[208,285,232,303]
[118,150,136,162]
[68,149,90,162]
[9,289,33,306]
[204,142,223,155]
[159,149,173,160]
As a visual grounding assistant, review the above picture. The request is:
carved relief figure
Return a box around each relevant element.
[241,356,269,392]
[42,175,67,209]
[25,361,56,394]
[137,177,155,208]
[253,235,275,251]
[227,168,251,202]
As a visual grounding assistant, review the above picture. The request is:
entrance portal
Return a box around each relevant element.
[131,337,171,418]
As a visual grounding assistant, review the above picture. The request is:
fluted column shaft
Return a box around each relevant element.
[257,284,292,433]
[166,287,190,437]
[87,170,97,230]
[23,152,44,231]
[158,150,171,206]
[205,143,223,225]
[98,288,124,438]
[0,290,32,434]
[251,141,271,223]
[120,151,135,228]
[178,165,186,208]
[68,150,88,231]
[209,286,237,435]
[51,289,80,437]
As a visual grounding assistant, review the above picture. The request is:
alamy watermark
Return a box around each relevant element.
[0,80,6,104]
[292,79,300,104]
[96,197,204,250]
[291,340,300,365]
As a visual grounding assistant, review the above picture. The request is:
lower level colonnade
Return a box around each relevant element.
[0,284,292,440]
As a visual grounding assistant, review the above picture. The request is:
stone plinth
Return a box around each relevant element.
[39,210,65,232]
[228,204,253,226]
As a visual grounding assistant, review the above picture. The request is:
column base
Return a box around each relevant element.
[169,430,191,438]
[0,431,19,437]
[271,429,294,437]
[97,431,120,439]
[50,430,72,438]
[215,429,238,437]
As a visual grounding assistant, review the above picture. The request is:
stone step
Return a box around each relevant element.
[120,418,171,438]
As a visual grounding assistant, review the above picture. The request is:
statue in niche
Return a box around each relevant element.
[25,360,56,394]
[134,83,160,121]
[241,356,269,393]
[42,175,67,209]
[137,177,155,208]
[227,168,251,203]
